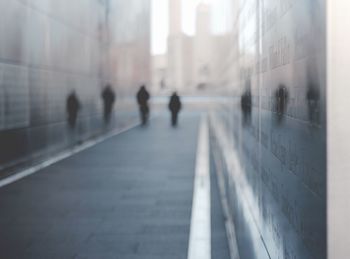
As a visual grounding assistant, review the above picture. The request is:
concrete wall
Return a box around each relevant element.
[210,0,327,258]
[0,0,150,173]
[327,0,350,258]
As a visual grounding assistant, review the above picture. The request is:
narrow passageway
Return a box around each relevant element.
[0,112,230,259]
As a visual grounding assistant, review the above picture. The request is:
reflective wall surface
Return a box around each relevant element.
[210,0,327,258]
[0,0,150,172]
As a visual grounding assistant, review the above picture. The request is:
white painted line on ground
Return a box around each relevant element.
[188,115,211,259]
[0,122,140,189]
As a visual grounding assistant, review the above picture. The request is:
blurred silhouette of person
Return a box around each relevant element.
[160,78,166,89]
[168,92,182,126]
[101,84,116,123]
[307,86,320,124]
[241,89,252,126]
[136,85,150,125]
[275,84,289,123]
[66,90,81,128]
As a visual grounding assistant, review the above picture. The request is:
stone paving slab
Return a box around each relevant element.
[0,114,199,259]
[0,112,232,259]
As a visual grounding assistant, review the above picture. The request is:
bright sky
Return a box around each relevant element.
[151,0,168,55]
[151,0,231,55]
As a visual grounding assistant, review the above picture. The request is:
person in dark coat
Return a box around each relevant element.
[275,84,289,123]
[168,92,182,126]
[306,85,320,125]
[101,84,116,123]
[136,85,150,125]
[241,89,252,126]
[66,90,81,128]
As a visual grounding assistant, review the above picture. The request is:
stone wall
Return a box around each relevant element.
[210,0,327,258]
[0,0,150,173]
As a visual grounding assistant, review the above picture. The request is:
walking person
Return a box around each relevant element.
[136,85,150,125]
[168,91,182,127]
[66,90,81,129]
[101,84,116,124]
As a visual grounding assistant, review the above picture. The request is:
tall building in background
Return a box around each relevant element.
[194,3,212,90]
[166,0,215,94]
[151,54,168,93]
[169,0,182,35]
[167,0,194,93]
[167,0,184,92]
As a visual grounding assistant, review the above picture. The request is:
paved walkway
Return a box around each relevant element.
[0,113,230,259]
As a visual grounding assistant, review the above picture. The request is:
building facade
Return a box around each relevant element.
[194,3,213,91]
[167,0,195,93]
[151,54,168,94]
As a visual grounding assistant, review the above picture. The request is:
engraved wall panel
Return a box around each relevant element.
[0,0,150,170]
[210,0,326,258]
